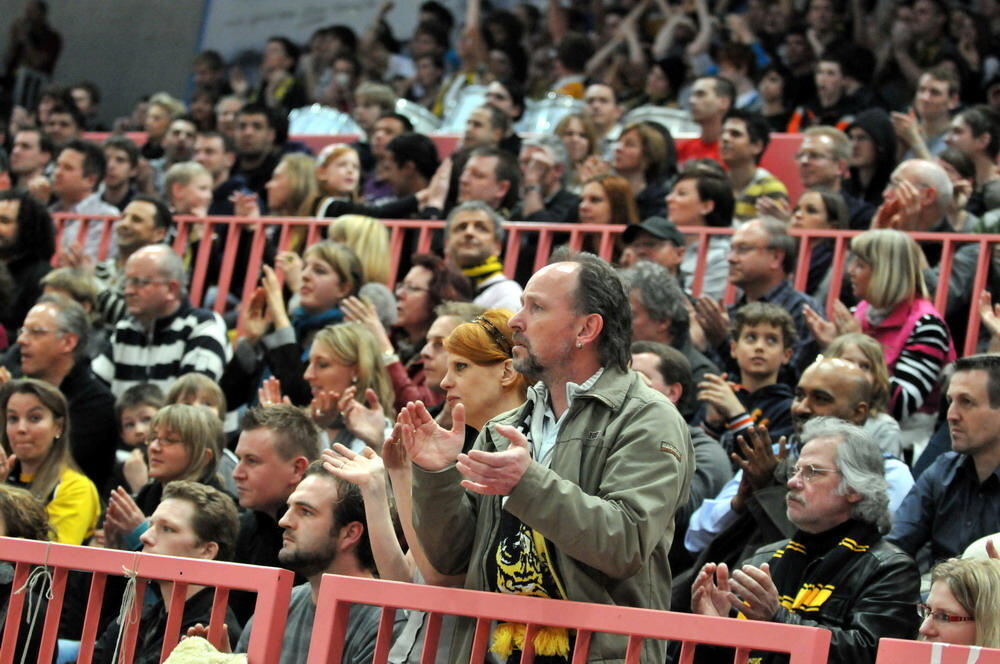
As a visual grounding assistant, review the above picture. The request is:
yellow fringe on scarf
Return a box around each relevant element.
[491,622,570,659]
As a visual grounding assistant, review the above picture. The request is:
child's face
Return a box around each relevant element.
[731,322,793,380]
[836,343,876,387]
[178,391,224,420]
[120,404,158,447]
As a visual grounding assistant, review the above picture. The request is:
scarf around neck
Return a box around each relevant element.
[461,255,504,287]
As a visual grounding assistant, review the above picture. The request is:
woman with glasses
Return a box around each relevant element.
[222,240,364,410]
[0,379,98,545]
[102,403,226,550]
[343,253,474,412]
[805,229,955,446]
[919,557,1000,647]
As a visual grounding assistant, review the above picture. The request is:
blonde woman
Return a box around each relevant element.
[919,558,1000,647]
[103,403,225,550]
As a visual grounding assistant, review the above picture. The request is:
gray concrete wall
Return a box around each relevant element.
[0,0,207,126]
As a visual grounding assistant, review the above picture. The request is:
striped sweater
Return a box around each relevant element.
[91,300,231,397]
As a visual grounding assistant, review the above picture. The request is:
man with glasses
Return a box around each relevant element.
[92,244,230,398]
[772,126,874,229]
[692,417,920,664]
[5,295,117,494]
[679,358,914,606]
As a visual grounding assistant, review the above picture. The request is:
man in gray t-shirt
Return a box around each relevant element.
[236,463,404,664]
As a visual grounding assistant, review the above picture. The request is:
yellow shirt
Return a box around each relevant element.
[19,466,100,545]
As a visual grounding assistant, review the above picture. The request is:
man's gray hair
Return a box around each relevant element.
[147,245,189,298]
[897,159,954,215]
[521,134,571,175]
[35,294,90,363]
[619,261,689,343]
[801,417,891,533]
[445,200,505,244]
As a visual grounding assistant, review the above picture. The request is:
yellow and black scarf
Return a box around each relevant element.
[460,255,504,289]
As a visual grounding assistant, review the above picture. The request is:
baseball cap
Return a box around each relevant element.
[622,216,686,247]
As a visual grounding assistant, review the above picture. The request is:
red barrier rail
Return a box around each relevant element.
[0,537,293,664]
[306,574,832,664]
[52,214,995,357]
[876,638,1000,664]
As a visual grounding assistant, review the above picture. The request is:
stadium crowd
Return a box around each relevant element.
[1,0,1000,661]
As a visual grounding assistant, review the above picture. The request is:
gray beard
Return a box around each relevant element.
[513,353,544,383]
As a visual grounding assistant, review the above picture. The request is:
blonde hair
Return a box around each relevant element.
[303,240,364,303]
[931,558,1000,647]
[0,380,75,504]
[149,403,222,483]
[164,161,211,198]
[148,92,186,120]
[312,322,395,416]
[328,215,390,284]
[165,373,227,420]
[826,333,891,413]
[275,153,321,217]
[849,229,928,309]
[444,309,528,401]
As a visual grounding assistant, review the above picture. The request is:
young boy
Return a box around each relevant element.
[697,301,796,449]
[115,383,165,493]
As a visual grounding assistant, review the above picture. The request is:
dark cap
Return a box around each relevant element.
[622,216,685,247]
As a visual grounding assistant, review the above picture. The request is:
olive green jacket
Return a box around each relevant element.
[412,367,694,663]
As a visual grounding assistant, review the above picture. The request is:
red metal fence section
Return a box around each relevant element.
[306,574,833,664]
[53,214,995,357]
[0,537,293,664]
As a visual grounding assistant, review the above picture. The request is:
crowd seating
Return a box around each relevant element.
[0,537,293,664]
[54,214,995,356]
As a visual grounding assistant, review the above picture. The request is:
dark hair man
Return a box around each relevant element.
[50,138,120,256]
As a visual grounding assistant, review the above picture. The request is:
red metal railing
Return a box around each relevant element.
[53,214,995,357]
[306,574,832,664]
[0,537,293,664]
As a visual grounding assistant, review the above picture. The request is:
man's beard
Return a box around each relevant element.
[513,350,544,383]
[279,545,336,578]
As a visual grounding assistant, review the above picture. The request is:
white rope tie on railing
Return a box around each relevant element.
[13,542,54,664]
[111,556,142,664]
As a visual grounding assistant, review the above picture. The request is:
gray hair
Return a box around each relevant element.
[801,417,891,533]
[619,261,689,343]
[753,217,797,275]
[445,200,505,245]
[145,245,189,298]
[35,294,90,363]
[521,134,570,185]
[896,159,954,215]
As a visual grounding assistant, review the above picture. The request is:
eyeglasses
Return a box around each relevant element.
[916,604,976,623]
[794,151,834,162]
[729,243,771,255]
[145,435,184,447]
[395,282,429,294]
[124,277,168,289]
[790,464,841,482]
[17,327,64,339]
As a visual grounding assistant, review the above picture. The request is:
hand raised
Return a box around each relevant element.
[398,401,466,471]
[456,424,532,495]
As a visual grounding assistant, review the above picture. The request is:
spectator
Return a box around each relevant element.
[788,187,850,296]
[233,103,282,201]
[10,296,117,494]
[620,216,687,279]
[944,105,1000,217]
[622,260,720,391]
[42,103,83,150]
[692,418,920,664]
[444,201,522,312]
[0,378,99,545]
[578,174,638,226]
[920,558,1000,647]
[806,229,955,428]
[510,135,580,224]
[50,139,120,255]
[248,36,308,115]
[667,163,734,300]
[893,65,959,160]
[92,245,231,398]
[722,110,789,222]
[888,354,1000,568]
[100,135,140,210]
[193,130,243,216]
[844,109,897,207]
[9,128,52,190]
[678,76,735,166]
[0,189,54,333]
[142,93,186,161]
[583,84,624,158]
[93,481,241,664]
[404,252,692,664]
[103,403,226,550]
[612,122,673,219]
[555,112,600,194]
